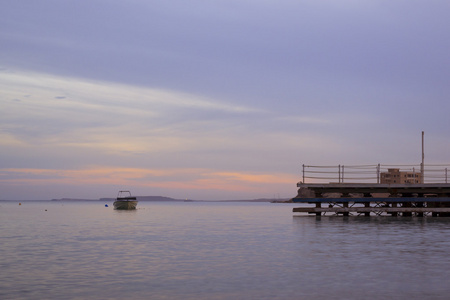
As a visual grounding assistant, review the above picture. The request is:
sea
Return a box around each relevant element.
[1,200,450,300]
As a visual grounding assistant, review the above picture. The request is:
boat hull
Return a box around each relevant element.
[113,200,138,210]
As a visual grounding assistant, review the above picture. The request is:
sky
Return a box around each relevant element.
[1,0,450,200]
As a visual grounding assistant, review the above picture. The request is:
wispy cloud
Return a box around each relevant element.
[0,70,261,114]
[0,70,262,149]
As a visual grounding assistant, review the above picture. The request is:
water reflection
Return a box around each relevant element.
[2,201,450,299]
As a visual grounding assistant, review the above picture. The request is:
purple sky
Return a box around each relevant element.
[1,1,450,200]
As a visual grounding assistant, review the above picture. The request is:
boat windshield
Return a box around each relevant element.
[117,190,132,198]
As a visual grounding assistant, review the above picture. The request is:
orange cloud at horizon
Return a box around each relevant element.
[0,167,298,195]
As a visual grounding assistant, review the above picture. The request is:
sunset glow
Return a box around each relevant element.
[2,1,450,200]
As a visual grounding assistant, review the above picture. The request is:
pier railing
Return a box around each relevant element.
[300,164,450,184]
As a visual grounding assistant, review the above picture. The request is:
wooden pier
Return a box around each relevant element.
[292,183,450,217]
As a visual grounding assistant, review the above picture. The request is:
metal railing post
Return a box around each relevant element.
[377,164,380,184]
[302,164,305,183]
[338,165,341,183]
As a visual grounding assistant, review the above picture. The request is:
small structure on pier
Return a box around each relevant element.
[380,168,422,184]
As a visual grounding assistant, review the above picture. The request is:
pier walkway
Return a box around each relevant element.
[292,183,450,217]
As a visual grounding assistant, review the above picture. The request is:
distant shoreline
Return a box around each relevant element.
[1,196,291,203]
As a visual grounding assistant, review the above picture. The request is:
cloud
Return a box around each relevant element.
[1,69,342,154]
[0,70,262,148]
[0,166,298,200]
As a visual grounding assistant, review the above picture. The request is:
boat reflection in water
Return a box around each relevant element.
[113,191,138,210]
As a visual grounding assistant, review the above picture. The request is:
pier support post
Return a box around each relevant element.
[364,202,371,217]
[340,192,350,216]
[343,202,349,216]
[363,193,372,216]
[432,201,441,217]
[402,202,412,217]
[402,193,413,217]
[416,202,424,217]
[441,195,450,217]
[315,202,322,216]
[391,202,398,217]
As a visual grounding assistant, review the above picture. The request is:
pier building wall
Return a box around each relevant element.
[380,168,422,184]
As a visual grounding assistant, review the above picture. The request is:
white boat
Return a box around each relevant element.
[113,191,138,210]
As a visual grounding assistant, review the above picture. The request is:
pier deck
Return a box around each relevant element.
[296,183,450,196]
[293,183,450,217]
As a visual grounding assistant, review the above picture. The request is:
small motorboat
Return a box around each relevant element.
[113,191,138,210]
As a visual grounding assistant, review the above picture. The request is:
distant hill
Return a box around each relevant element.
[97,196,183,202]
[216,198,290,203]
[51,198,99,201]
[137,196,185,201]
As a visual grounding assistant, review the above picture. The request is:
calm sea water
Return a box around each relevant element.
[1,201,450,300]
